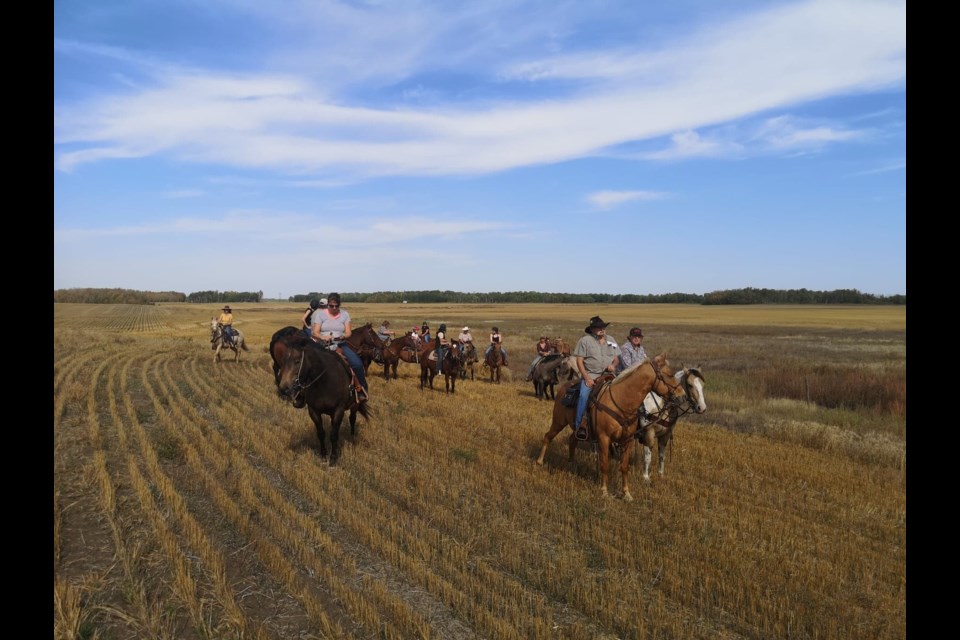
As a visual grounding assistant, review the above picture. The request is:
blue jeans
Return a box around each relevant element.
[339,344,368,391]
[485,346,508,359]
[436,347,446,372]
[223,325,233,343]
[574,378,591,430]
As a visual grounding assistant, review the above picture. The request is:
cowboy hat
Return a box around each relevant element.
[629,327,644,338]
[584,316,610,333]
[222,305,232,311]
[462,326,470,331]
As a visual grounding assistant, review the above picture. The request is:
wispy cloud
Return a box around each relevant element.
[54,0,905,179]
[586,190,668,211]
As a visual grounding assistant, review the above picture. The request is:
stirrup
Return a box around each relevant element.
[575,424,589,441]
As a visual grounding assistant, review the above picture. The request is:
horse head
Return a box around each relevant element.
[680,364,707,414]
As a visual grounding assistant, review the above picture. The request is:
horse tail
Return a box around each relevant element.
[241,340,250,351]
[356,401,373,421]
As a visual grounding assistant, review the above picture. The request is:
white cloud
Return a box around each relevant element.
[586,190,668,210]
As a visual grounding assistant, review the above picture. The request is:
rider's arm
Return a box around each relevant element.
[577,356,593,386]
[342,321,352,339]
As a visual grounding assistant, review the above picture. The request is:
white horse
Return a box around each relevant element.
[210,319,249,363]
[637,365,707,481]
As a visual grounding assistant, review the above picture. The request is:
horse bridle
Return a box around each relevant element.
[287,348,329,402]
[595,360,684,427]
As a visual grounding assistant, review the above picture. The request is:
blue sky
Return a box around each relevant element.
[54,0,906,298]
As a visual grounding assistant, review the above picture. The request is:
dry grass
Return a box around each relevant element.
[54,302,906,639]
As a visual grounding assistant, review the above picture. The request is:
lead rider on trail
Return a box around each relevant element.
[310,292,369,401]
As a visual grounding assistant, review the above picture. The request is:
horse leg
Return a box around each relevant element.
[349,408,358,437]
[308,406,327,459]
[329,408,346,466]
[658,435,670,477]
[597,436,613,499]
[536,407,570,466]
[619,440,637,502]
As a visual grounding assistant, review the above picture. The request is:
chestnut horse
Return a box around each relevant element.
[210,319,249,363]
[535,354,685,501]
[274,333,371,465]
[637,365,707,482]
[549,338,571,356]
[483,342,504,383]
[420,341,464,393]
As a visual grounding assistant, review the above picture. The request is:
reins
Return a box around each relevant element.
[593,360,681,428]
[289,347,330,401]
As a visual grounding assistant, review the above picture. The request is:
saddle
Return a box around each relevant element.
[332,346,368,403]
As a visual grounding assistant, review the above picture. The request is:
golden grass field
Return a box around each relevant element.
[54,302,906,639]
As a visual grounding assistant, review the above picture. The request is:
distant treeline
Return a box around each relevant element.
[289,288,905,305]
[54,287,905,305]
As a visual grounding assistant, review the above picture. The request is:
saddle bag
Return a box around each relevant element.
[561,385,579,407]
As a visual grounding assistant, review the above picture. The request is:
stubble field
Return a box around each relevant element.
[54,302,906,639]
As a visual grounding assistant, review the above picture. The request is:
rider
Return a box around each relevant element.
[484,326,508,366]
[617,327,647,374]
[525,335,554,381]
[302,299,320,338]
[310,292,368,399]
[421,322,431,345]
[377,320,395,344]
[217,305,234,345]
[573,316,619,440]
[458,326,473,345]
[435,323,449,374]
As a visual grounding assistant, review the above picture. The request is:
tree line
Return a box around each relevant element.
[54,287,904,305]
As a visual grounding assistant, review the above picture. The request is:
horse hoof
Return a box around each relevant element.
[623,492,634,502]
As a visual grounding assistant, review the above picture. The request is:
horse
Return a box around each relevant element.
[269,326,307,386]
[274,336,371,465]
[535,353,686,502]
[483,342,504,383]
[549,338,571,357]
[210,319,249,363]
[459,341,478,381]
[420,341,464,393]
[375,332,420,379]
[344,323,386,372]
[637,365,707,482]
[530,353,566,401]
[557,355,581,384]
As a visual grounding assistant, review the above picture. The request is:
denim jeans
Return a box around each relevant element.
[339,344,368,391]
[574,378,591,429]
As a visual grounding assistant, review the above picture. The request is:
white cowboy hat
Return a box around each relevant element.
[462,326,470,331]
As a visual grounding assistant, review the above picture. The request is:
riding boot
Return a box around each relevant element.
[575,417,589,441]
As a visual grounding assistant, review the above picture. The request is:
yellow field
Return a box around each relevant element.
[54,303,906,639]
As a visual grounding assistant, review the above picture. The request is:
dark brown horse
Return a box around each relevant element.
[535,354,685,501]
[483,341,504,383]
[375,332,419,380]
[274,334,371,465]
[269,326,306,386]
[637,366,707,482]
[530,353,566,401]
[420,341,464,393]
[344,323,386,372]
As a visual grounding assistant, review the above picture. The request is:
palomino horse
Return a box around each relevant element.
[530,353,566,401]
[420,341,464,393]
[274,334,371,465]
[535,354,685,501]
[210,319,249,363]
[637,365,707,482]
[483,342,505,383]
[459,341,478,381]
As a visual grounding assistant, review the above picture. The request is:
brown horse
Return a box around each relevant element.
[420,341,464,392]
[483,341,504,383]
[274,334,371,465]
[374,332,419,380]
[637,366,707,482]
[549,337,571,356]
[210,319,249,363]
[535,354,685,501]
[344,323,385,372]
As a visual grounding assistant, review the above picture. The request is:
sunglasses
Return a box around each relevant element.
[327,303,339,308]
